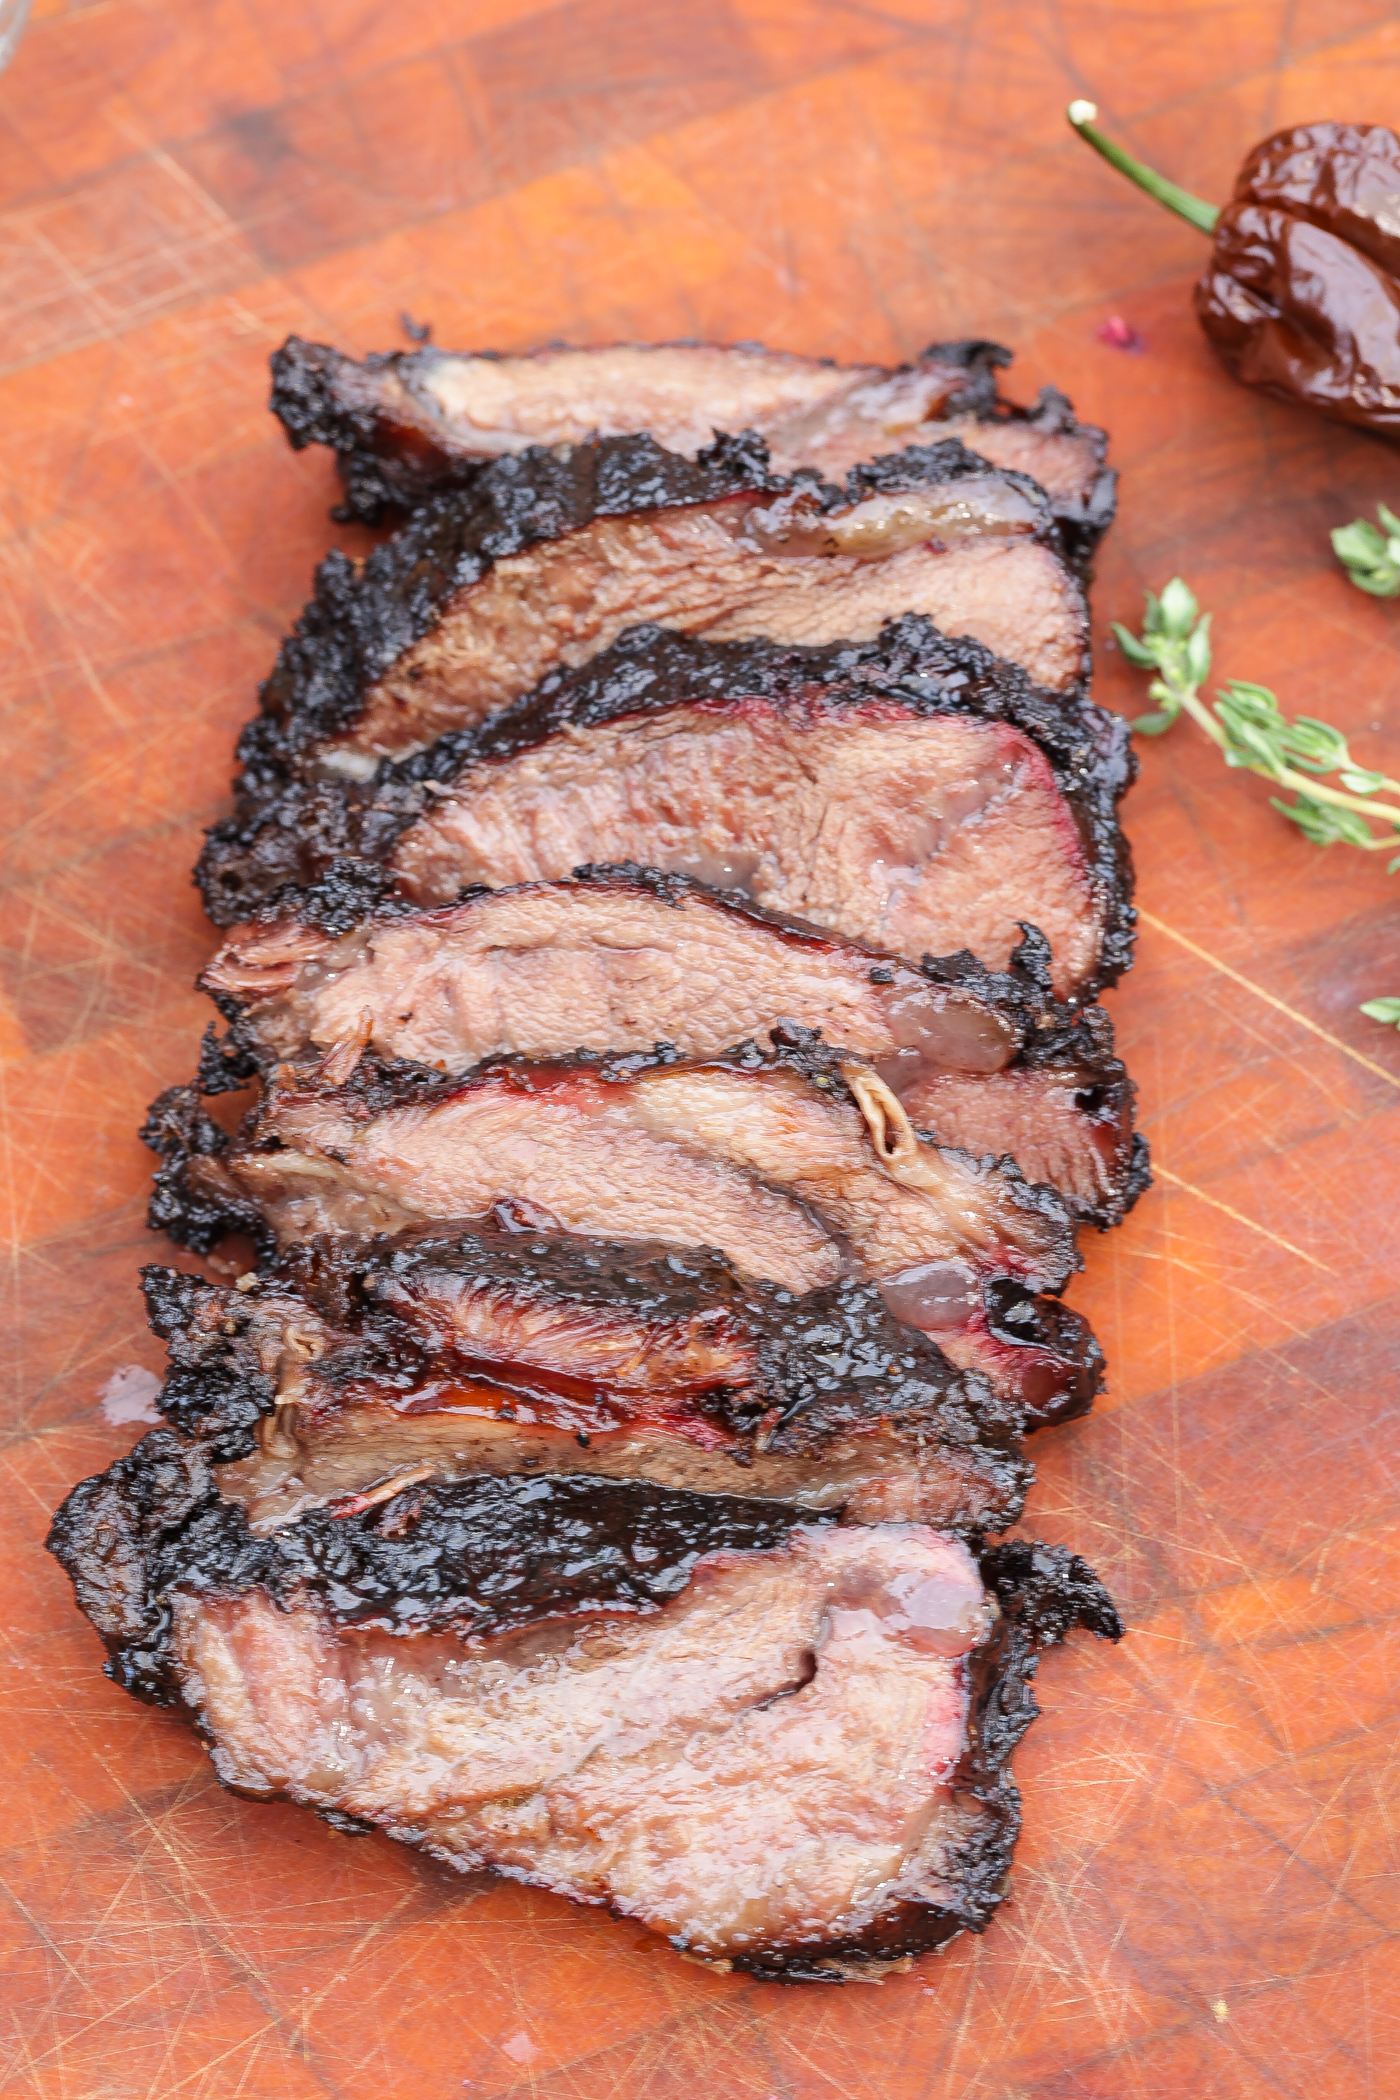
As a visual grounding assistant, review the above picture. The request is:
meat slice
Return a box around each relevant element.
[142,1037,1101,1426]
[199,873,1147,1227]
[389,705,1096,981]
[133,1239,1032,1529]
[48,1431,1122,1980]
[270,335,1116,562]
[163,1040,1079,1292]
[243,429,1087,791]
[202,623,1136,1003]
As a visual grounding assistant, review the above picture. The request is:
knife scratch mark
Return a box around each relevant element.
[1151,1165,1338,1274]
[1139,911,1400,1089]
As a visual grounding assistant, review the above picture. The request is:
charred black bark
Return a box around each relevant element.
[197,620,1136,1002]
[46,1415,1120,1978]
[748,1538,1123,1979]
[267,334,1115,566]
[133,1215,1031,1465]
[239,428,785,797]
[139,1085,269,1257]
[48,1452,826,1702]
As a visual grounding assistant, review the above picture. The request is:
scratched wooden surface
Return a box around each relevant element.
[3,1,1400,2094]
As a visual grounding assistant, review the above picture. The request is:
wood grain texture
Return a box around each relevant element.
[3,2,1399,2094]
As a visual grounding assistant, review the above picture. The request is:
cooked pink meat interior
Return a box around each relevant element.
[202,876,1139,1224]
[323,496,1083,773]
[222,1408,1023,1534]
[220,1055,1075,1297]
[48,1402,1122,1982]
[272,336,1111,528]
[162,1232,1030,1532]
[172,1525,996,1963]
[154,1044,1093,1427]
[198,626,1136,998]
[903,1066,1131,1216]
[204,877,1018,1077]
[411,341,934,459]
[390,705,1102,997]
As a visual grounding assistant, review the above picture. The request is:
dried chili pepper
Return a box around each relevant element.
[1068,103,1400,443]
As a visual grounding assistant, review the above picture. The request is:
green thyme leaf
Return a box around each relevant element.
[1351,568,1400,600]
[1131,710,1178,736]
[1116,569,1400,1016]
[1332,511,1400,597]
[1112,623,1159,668]
[1360,997,1400,1025]
[1332,519,1388,561]
[1273,795,1378,848]
[1158,577,1198,637]
[1284,715,1353,772]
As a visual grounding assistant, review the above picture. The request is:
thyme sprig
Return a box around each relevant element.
[1332,506,1400,598]
[1117,580,1400,1027]
[1114,580,1400,867]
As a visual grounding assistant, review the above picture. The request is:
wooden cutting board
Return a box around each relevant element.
[3,2,1398,2093]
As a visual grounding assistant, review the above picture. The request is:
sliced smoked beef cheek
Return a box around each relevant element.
[240,428,1088,787]
[47,1430,1123,1981]
[199,873,1148,1228]
[199,625,1136,1003]
[390,700,1108,999]
[118,1245,1032,1528]
[170,1040,1081,1291]
[269,334,1117,562]
[141,1041,1103,1427]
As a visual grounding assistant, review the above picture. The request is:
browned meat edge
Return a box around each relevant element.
[227,428,1075,802]
[269,335,1118,567]
[146,1027,1082,1286]
[46,1425,1121,1980]
[200,621,1136,1007]
[139,1031,1106,1430]
[87,1238,1035,1526]
[196,875,1149,1230]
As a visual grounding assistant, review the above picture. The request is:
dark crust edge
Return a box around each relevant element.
[266,334,1117,567]
[233,428,1059,807]
[238,427,784,793]
[136,1225,1030,1470]
[142,1021,1082,1292]
[138,1083,272,1260]
[196,878,1148,1231]
[44,1435,1120,1981]
[733,1537,1124,1980]
[196,617,1135,1009]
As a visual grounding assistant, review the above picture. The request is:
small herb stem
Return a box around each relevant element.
[1251,763,1400,827]
[1066,101,1220,235]
[1119,577,1400,871]
[1175,687,1231,752]
[1120,577,1400,1019]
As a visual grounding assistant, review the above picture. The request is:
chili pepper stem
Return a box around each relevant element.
[1066,102,1220,235]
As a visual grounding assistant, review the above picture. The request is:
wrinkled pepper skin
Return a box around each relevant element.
[1196,123,1400,439]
